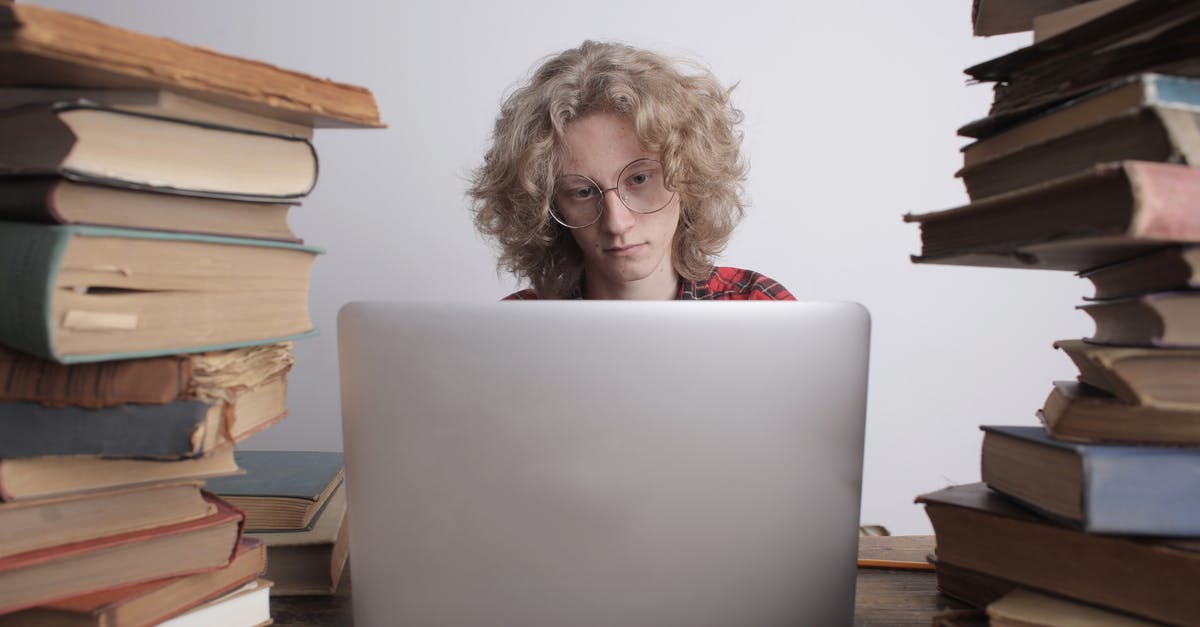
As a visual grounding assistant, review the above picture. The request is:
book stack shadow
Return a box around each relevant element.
[907,1,1200,626]
[0,4,379,626]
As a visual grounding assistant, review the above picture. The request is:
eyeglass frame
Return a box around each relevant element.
[548,157,678,229]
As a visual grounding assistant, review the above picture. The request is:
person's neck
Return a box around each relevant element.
[583,267,680,300]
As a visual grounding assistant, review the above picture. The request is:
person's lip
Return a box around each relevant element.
[603,243,646,256]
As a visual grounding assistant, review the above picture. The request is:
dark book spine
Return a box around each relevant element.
[0,399,212,458]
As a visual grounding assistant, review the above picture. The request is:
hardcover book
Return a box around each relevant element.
[981,425,1200,535]
[0,444,239,501]
[1079,291,1200,348]
[205,450,344,532]
[1054,338,1200,406]
[0,373,288,459]
[0,492,244,615]
[253,481,349,596]
[0,222,320,363]
[957,82,1200,200]
[0,537,266,627]
[0,177,299,242]
[918,482,1200,626]
[1038,380,1200,445]
[905,161,1200,271]
[0,341,294,408]
[0,101,318,200]
[0,3,382,129]
[1080,245,1200,300]
[0,481,213,560]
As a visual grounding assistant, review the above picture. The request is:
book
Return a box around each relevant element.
[0,491,244,615]
[0,222,320,364]
[0,87,314,138]
[933,557,1018,609]
[206,450,344,532]
[0,374,288,459]
[0,101,318,200]
[1031,0,1137,42]
[1079,291,1200,347]
[905,161,1200,272]
[1039,380,1200,444]
[0,3,382,129]
[0,481,213,560]
[0,341,294,408]
[981,425,1200,535]
[917,482,1200,626]
[961,0,1200,139]
[157,579,272,627]
[0,537,266,627]
[970,0,1085,36]
[988,588,1163,627]
[0,444,239,501]
[957,82,1200,200]
[1055,338,1200,405]
[1080,246,1200,300]
[253,480,349,596]
[0,177,299,242]
[960,74,1200,171]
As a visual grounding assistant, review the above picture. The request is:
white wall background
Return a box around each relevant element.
[30,0,1092,535]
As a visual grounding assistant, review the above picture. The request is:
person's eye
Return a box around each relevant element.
[627,172,652,186]
[571,186,597,200]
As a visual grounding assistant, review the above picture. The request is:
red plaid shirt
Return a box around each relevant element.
[504,266,795,300]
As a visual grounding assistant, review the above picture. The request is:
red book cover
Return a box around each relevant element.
[0,492,245,614]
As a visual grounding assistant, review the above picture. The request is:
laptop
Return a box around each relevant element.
[337,301,870,627]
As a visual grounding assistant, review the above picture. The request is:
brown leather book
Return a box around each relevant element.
[0,342,293,408]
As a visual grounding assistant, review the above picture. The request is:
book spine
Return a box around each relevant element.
[0,399,212,458]
[1084,448,1200,535]
[0,222,69,361]
[1128,161,1200,240]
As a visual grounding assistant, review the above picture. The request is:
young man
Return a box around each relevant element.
[471,41,793,301]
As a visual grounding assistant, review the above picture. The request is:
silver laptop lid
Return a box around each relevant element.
[338,301,870,627]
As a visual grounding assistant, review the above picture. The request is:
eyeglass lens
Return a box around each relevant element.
[551,158,674,228]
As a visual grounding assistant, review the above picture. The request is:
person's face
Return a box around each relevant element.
[558,111,681,296]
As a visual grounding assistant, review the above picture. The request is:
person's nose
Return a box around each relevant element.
[597,187,635,234]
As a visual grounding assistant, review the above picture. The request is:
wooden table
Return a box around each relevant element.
[271,536,967,626]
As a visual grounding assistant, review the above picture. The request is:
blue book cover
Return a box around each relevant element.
[981,425,1200,536]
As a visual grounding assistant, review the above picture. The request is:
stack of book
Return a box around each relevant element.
[907,1,1200,625]
[0,3,379,625]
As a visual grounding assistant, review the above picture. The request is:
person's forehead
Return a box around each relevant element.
[559,111,656,177]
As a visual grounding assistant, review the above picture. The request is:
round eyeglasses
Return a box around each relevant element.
[550,158,676,229]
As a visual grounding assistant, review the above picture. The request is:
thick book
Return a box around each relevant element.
[0,87,314,138]
[1031,0,1136,42]
[0,491,244,615]
[0,444,239,501]
[917,482,1200,626]
[0,177,299,242]
[157,578,272,627]
[0,3,382,129]
[988,588,1163,627]
[933,557,1018,610]
[905,161,1200,271]
[0,481,213,560]
[205,450,344,532]
[1055,338,1200,406]
[0,101,318,200]
[981,425,1200,535]
[0,223,320,364]
[1079,291,1200,347]
[969,0,1085,36]
[1081,246,1200,300]
[0,537,266,627]
[961,74,1200,171]
[0,373,288,459]
[0,341,293,407]
[960,0,1200,139]
[957,77,1200,200]
[1039,380,1200,445]
[253,481,349,596]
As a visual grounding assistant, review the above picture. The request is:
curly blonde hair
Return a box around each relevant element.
[470,41,747,298]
